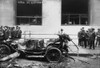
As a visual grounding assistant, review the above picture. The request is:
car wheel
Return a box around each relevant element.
[46,47,62,62]
[0,44,11,59]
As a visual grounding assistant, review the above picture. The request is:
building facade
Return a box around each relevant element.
[0,0,100,35]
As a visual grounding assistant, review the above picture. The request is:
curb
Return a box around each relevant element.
[69,53,100,57]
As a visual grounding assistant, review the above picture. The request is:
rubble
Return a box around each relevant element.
[0,52,20,62]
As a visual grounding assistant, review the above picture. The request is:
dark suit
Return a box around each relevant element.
[78,30,86,47]
[89,32,96,49]
[4,29,10,40]
[15,29,22,39]
[11,29,16,39]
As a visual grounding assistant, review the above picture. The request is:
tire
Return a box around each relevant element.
[0,44,11,59]
[46,47,62,62]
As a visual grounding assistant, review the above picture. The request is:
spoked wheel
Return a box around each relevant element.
[0,44,11,59]
[46,47,62,62]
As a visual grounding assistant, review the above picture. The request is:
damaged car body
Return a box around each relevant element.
[0,34,78,62]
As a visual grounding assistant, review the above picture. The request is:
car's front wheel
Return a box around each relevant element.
[46,47,62,62]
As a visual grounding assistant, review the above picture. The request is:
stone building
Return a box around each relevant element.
[0,0,100,35]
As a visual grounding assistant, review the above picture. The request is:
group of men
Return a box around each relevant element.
[78,27,100,49]
[0,26,22,42]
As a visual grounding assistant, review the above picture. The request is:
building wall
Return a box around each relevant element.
[0,0,15,26]
[17,0,61,34]
[0,0,100,35]
[90,0,100,26]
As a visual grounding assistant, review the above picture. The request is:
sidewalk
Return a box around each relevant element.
[69,45,100,56]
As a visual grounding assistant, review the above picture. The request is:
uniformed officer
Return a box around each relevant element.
[88,28,96,49]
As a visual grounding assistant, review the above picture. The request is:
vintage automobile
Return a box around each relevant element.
[0,34,78,62]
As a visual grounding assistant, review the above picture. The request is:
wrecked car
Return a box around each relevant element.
[0,34,78,62]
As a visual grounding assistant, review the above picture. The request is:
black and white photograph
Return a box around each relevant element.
[0,0,100,68]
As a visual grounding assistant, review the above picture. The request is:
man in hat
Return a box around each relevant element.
[88,28,96,49]
[3,26,10,40]
[15,26,22,39]
[58,28,64,35]
[78,27,87,47]
[96,28,100,47]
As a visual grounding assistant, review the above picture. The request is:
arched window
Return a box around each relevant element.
[16,0,42,25]
[61,0,89,25]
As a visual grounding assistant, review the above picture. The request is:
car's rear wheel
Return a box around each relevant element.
[0,44,11,59]
[46,47,62,62]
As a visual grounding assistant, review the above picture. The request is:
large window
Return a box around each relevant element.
[16,0,42,25]
[62,0,89,25]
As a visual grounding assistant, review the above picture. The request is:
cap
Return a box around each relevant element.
[61,29,63,31]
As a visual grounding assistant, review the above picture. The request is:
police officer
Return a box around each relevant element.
[88,28,96,49]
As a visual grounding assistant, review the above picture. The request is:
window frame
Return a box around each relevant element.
[16,0,42,26]
[61,0,90,26]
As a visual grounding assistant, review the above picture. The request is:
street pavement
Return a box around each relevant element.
[0,46,100,68]
[1,56,99,68]
[0,39,100,68]
[68,44,100,56]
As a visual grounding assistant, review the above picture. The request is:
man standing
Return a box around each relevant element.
[11,27,16,39]
[96,28,100,47]
[85,30,90,47]
[58,28,64,35]
[78,27,87,48]
[89,28,96,49]
[15,26,22,39]
[3,26,10,40]
[78,29,82,46]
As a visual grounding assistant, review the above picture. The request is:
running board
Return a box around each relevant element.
[26,55,45,58]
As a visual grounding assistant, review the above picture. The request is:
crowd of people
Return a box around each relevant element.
[0,26,22,42]
[78,27,100,49]
[0,26,100,50]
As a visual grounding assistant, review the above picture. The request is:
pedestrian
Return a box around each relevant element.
[3,26,10,40]
[96,28,100,47]
[15,26,22,39]
[11,27,16,39]
[88,28,96,49]
[58,28,64,35]
[78,29,82,46]
[85,30,90,47]
[78,27,87,47]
